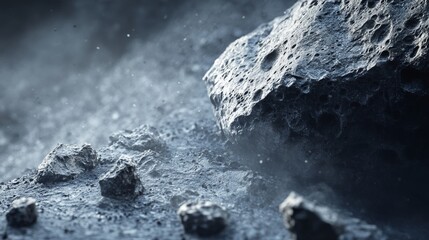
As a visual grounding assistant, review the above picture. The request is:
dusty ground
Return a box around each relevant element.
[0,0,293,181]
[0,1,427,239]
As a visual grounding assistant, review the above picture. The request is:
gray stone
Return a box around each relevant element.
[109,125,166,153]
[6,197,38,228]
[177,201,228,237]
[99,156,143,200]
[36,144,98,183]
[204,0,429,158]
[279,192,386,240]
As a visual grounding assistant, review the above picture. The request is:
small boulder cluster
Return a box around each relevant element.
[6,127,231,236]
[36,151,144,201]
[5,126,153,229]
[33,126,166,201]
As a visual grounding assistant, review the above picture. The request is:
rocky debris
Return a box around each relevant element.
[99,156,143,200]
[279,192,386,240]
[109,125,167,153]
[36,144,98,183]
[204,0,429,159]
[6,197,38,228]
[177,201,228,237]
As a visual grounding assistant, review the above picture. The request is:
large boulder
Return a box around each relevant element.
[204,0,429,159]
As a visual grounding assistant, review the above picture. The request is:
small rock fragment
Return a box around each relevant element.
[279,192,386,240]
[36,144,98,183]
[99,156,143,200]
[280,193,337,240]
[177,201,228,237]
[6,197,38,228]
[109,125,166,152]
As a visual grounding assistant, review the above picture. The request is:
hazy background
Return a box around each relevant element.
[0,0,295,181]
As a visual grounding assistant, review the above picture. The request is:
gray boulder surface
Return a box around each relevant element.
[279,192,386,240]
[99,156,143,200]
[177,201,228,237]
[36,144,98,183]
[6,197,38,228]
[204,0,429,159]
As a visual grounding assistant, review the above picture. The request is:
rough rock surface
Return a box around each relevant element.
[99,156,143,200]
[109,125,167,153]
[36,144,98,183]
[204,0,429,159]
[177,201,228,236]
[6,197,38,228]
[279,192,386,240]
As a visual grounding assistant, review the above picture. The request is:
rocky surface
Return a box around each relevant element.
[0,1,428,239]
[99,155,143,200]
[204,0,429,160]
[0,123,400,239]
[0,124,294,239]
[6,197,38,228]
[279,192,385,240]
[177,201,228,237]
[36,144,98,183]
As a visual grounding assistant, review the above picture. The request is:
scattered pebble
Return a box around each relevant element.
[177,201,228,236]
[6,197,38,228]
[99,156,143,200]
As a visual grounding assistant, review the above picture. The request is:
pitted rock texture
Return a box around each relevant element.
[177,201,228,237]
[279,192,386,240]
[36,144,98,183]
[6,197,38,228]
[204,0,429,158]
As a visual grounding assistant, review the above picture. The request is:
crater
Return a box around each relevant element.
[371,23,391,44]
[261,49,279,72]
[405,16,420,29]
[253,89,263,101]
